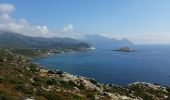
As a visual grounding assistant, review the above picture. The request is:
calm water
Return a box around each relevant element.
[34,45,170,86]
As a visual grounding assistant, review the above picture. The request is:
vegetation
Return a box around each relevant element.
[0,48,169,100]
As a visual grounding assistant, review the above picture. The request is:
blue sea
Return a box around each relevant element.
[34,45,170,86]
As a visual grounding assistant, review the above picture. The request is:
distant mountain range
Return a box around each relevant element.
[82,34,133,50]
[0,30,133,50]
[0,30,90,49]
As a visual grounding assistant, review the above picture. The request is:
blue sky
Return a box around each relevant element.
[0,0,170,44]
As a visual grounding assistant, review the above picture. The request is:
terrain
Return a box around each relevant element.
[0,30,90,50]
[0,49,170,100]
[82,34,133,50]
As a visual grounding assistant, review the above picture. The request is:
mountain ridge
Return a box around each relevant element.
[0,30,90,49]
[81,34,133,50]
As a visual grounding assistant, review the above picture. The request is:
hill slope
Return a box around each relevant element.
[0,30,90,49]
[0,49,169,100]
[82,34,133,50]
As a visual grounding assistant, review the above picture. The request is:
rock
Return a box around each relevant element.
[114,47,134,52]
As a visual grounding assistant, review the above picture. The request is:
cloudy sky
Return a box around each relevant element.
[0,0,170,44]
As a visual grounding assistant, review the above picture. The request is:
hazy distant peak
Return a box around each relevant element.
[82,34,133,49]
[0,30,90,49]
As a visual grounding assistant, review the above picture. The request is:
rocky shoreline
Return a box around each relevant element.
[0,48,170,100]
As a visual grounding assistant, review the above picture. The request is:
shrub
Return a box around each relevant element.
[0,76,6,83]
[6,54,15,62]
[29,64,39,72]
[33,76,46,86]
[9,78,23,84]
[44,91,62,100]
[36,87,62,100]
[86,92,95,100]
[77,83,86,90]
[67,80,77,87]
[0,94,11,100]
[56,71,63,76]
[0,58,3,62]
[46,79,57,85]
[72,94,82,100]
[15,84,33,94]
[166,87,170,92]
[89,79,97,84]
[48,70,55,74]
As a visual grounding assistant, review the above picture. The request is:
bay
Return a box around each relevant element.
[34,45,170,86]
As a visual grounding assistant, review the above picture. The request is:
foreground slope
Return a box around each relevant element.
[0,49,169,100]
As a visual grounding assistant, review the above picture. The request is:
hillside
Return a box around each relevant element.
[82,34,133,50]
[0,49,170,100]
[0,30,90,49]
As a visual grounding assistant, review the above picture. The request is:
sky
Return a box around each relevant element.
[0,0,170,44]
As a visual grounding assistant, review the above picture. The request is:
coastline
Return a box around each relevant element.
[0,48,170,99]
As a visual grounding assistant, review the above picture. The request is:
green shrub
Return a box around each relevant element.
[6,54,15,62]
[56,71,63,76]
[0,94,11,100]
[0,76,6,83]
[48,70,55,74]
[36,87,62,100]
[59,80,78,88]
[89,79,97,84]
[46,79,57,85]
[72,94,83,100]
[67,80,77,87]
[0,58,3,62]
[44,91,62,100]
[9,78,23,84]
[77,83,86,90]
[15,84,33,94]
[33,76,46,86]
[86,92,95,100]
[29,64,39,72]
[166,87,170,92]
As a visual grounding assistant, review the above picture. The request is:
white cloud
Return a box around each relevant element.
[0,3,81,38]
[0,3,15,14]
[61,24,74,33]
[1,3,169,44]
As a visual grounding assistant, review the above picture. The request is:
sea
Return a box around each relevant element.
[34,45,170,86]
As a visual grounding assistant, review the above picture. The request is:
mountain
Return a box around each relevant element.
[82,34,133,50]
[0,30,90,49]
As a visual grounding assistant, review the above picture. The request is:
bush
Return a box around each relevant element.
[0,94,11,100]
[86,92,95,100]
[33,76,46,86]
[59,80,78,89]
[0,76,6,83]
[0,58,3,62]
[44,91,62,100]
[29,64,39,72]
[48,70,55,74]
[36,87,62,100]
[72,94,82,100]
[89,79,97,84]
[77,83,86,90]
[15,84,33,94]
[46,79,57,85]
[166,87,170,92]
[56,71,63,76]
[67,80,77,87]
[6,54,15,62]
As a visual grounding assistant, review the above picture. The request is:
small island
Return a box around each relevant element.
[113,47,134,52]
